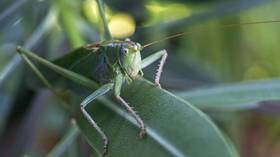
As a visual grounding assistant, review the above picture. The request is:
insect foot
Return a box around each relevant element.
[102,139,109,156]
[137,114,146,139]
[155,82,162,88]
[139,127,147,139]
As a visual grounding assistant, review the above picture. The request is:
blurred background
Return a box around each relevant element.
[0,0,280,156]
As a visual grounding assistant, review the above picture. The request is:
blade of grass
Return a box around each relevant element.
[0,0,29,22]
[0,8,58,132]
[177,79,280,111]
[56,0,86,48]
[0,7,57,88]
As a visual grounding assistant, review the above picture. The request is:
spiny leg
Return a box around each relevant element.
[155,51,167,87]
[80,83,113,156]
[141,50,168,87]
[114,73,146,138]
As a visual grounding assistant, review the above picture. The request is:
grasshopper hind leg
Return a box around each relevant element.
[17,47,113,156]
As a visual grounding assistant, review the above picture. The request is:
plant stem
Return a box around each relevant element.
[96,0,112,40]
[57,0,86,48]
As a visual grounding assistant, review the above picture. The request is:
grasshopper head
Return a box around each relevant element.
[119,39,142,79]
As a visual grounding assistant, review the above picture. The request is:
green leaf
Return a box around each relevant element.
[21,46,237,157]
[177,79,280,111]
[77,79,237,157]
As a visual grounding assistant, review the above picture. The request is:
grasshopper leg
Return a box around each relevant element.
[18,50,56,92]
[80,83,113,156]
[16,46,99,89]
[141,50,168,87]
[114,73,146,138]
[16,46,112,156]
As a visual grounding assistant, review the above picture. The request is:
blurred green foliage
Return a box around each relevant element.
[1,0,280,157]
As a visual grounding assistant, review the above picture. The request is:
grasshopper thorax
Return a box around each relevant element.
[91,39,142,80]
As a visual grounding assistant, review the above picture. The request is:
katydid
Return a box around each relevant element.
[16,39,167,156]
[16,19,280,156]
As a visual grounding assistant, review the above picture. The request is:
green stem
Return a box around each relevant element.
[96,0,112,40]
[56,0,86,48]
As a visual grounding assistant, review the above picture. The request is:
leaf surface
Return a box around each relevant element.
[77,80,237,157]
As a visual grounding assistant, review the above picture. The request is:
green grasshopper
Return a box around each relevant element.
[16,39,167,156]
[16,15,280,156]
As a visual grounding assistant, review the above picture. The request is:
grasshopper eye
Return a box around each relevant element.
[122,48,129,55]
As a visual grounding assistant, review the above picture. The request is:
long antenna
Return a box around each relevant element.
[142,20,280,49]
